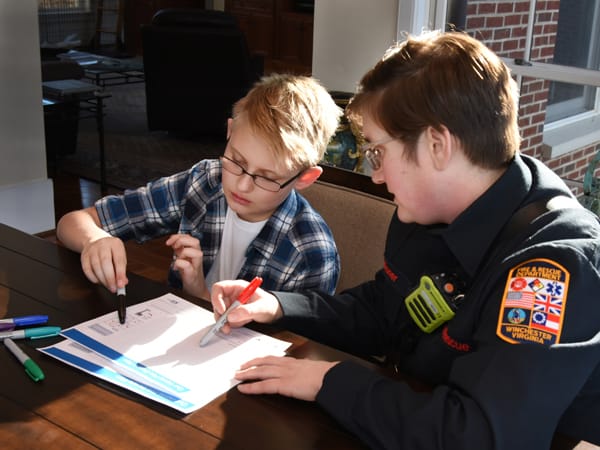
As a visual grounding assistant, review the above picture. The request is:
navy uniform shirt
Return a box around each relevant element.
[275,153,600,449]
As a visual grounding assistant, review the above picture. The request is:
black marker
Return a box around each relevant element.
[117,287,126,324]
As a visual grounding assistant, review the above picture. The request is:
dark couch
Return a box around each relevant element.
[141,9,263,137]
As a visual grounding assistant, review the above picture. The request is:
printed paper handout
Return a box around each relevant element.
[40,293,291,413]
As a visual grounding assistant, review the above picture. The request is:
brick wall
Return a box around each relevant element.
[462,0,600,194]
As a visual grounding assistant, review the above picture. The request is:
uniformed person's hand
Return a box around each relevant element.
[210,279,282,334]
[235,355,339,401]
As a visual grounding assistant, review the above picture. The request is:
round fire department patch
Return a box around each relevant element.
[496,258,569,345]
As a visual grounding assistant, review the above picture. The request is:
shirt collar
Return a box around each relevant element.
[442,153,532,277]
[246,190,299,258]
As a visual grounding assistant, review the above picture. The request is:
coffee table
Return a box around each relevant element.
[57,50,144,87]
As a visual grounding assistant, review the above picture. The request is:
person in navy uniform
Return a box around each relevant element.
[210,31,600,450]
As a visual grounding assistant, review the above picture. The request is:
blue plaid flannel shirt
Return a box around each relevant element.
[95,159,340,294]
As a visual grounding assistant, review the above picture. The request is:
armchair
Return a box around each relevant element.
[141,9,263,137]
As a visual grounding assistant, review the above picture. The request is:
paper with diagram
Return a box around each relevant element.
[40,293,291,413]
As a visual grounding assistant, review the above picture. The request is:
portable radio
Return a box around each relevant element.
[405,273,466,333]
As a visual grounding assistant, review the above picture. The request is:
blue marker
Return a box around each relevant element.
[0,326,61,340]
[0,315,48,331]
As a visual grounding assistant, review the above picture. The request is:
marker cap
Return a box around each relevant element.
[24,359,45,382]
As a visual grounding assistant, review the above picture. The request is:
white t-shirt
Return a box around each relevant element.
[204,207,267,289]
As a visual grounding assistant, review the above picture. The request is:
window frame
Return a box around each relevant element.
[38,0,92,12]
[544,0,600,123]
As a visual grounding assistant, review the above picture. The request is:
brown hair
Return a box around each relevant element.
[232,74,342,170]
[347,31,520,168]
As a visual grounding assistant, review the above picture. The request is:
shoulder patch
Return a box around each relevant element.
[496,258,569,345]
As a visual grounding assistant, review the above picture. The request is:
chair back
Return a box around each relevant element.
[302,177,396,293]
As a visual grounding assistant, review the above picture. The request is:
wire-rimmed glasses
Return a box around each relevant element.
[360,136,395,171]
[220,155,303,192]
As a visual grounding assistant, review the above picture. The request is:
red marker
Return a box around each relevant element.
[199,277,263,346]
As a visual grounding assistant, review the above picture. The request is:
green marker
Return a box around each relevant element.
[4,338,45,382]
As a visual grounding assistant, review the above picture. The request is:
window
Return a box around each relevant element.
[545,0,600,123]
[38,0,95,48]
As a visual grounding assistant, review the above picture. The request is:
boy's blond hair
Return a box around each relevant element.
[231,74,342,171]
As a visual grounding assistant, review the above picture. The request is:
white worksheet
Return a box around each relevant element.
[40,293,291,413]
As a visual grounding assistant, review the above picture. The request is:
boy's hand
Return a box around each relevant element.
[210,279,283,334]
[81,236,128,293]
[166,234,208,299]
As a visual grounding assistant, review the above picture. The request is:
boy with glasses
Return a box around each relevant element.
[210,32,600,449]
[56,74,343,298]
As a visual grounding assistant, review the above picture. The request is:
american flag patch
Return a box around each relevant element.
[497,258,569,345]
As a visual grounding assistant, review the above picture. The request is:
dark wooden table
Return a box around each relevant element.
[0,223,369,449]
[3,223,595,450]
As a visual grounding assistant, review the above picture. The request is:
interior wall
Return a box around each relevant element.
[0,1,55,234]
[312,0,398,93]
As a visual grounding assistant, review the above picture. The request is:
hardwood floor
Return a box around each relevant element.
[45,171,172,284]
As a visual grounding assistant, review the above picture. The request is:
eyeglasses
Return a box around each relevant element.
[220,155,303,192]
[360,136,396,171]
